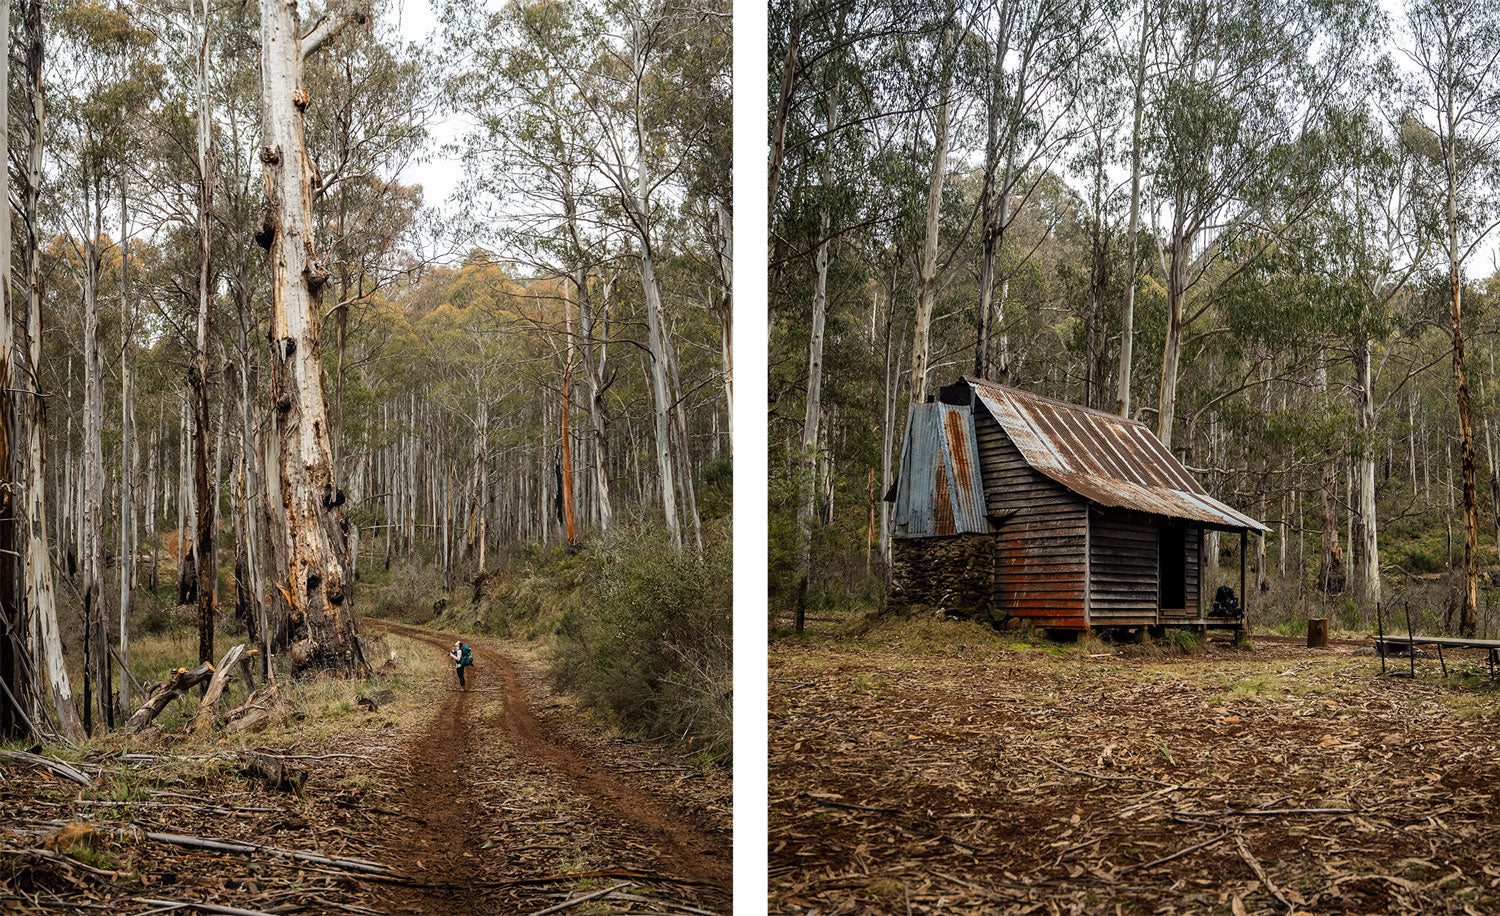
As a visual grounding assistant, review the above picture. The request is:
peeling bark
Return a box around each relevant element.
[258,0,370,676]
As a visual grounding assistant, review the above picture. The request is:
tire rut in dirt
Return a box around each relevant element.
[371,620,730,901]
[381,671,495,914]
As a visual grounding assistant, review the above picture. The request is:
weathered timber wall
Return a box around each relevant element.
[974,409,1088,628]
[886,533,995,618]
[1186,524,1202,615]
[1089,507,1158,625]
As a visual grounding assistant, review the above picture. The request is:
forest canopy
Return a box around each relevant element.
[0,0,730,745]
[769,0,1500,638]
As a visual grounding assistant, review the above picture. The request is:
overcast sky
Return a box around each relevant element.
[384,0,1500,280]
[392,0,464,214]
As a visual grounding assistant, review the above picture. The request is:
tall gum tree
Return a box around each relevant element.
[1404,0,1500,637]
[257,0,371,676]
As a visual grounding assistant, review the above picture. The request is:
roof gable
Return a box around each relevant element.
[892,402,989,538]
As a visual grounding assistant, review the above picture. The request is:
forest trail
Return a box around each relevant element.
[367,620,731,914]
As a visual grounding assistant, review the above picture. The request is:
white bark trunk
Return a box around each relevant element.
[258,0,369,675]
[911,33,952,404]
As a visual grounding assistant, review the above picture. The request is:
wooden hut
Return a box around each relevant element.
[887,378,1268,634]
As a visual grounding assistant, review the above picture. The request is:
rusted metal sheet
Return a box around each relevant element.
[893,403,988,538]
[968,379,1269,533]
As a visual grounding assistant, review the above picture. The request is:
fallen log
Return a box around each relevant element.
[140,830,397,875]
[188,644,247,734]
[241,751,307,794]
[126,662,215,734]
[0,749,93,786]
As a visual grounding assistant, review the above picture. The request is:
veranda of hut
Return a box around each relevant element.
[888,378,1269,633]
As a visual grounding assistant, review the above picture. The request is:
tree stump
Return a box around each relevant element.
[1307,617,1330,648]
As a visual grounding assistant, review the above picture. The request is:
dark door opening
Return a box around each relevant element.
[1160,522,1186,610]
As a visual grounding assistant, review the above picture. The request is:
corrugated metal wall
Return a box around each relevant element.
[974,408,1088,628]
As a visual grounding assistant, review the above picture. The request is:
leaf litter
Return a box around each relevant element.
[770,626,1500,915]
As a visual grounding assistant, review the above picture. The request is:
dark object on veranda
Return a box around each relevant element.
[1211,585,1239,617]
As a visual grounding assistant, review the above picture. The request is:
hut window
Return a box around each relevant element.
[1160,523,1186,610]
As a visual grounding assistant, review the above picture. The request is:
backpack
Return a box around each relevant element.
[1211,585,1238,617]
[459,644,474,667]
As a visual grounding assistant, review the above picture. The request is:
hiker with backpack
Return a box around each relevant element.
[450,640,475,689]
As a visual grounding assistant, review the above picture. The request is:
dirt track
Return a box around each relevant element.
[369,620,731,914]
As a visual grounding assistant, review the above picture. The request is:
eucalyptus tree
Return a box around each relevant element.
[0,0,18,740]
[973,0,1103,382]
[1115,0,1154,418]
[15,0,84,742]
[257,0,371,676]
[793,0,851,632]
[1145,0,1376,450]
[51,0,153,730]
[1402,0,1500,637]
[908,0,962,404]
[446,0,618,543]
[1310,98,1431,608]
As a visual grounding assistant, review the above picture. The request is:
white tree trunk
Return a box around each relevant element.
[911,36,952,404]
[257,0,369,675]
[19,2,83,738]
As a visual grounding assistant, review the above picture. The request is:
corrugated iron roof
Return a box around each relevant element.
[966,378,1269,533]
[893,402,989,538]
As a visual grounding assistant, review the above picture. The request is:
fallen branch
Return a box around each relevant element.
[1234,833,1294,914]
[133,899,278,916]
[224,685,286,734]
[140,830,396,876]
[126,663,215,734]
[1119,830,1231,873]
[524,882,632,916]
[1173,807,1357,818]
[188,644,247,734]
[0,749,93,786]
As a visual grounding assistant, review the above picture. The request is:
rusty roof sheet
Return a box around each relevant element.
[966,378,1269,533]
[893,402,989,538]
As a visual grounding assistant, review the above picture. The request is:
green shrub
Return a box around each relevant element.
[547,528,732,763]
[1164,628,1201,654]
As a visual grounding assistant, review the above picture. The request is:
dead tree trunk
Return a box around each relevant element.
[256,0,370,676]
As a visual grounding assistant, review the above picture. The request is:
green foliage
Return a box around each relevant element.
[547,529,732,762]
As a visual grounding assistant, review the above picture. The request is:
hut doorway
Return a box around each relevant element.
[1159,522,1186,611]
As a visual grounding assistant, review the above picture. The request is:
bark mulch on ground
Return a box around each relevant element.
[770,617,1500,915]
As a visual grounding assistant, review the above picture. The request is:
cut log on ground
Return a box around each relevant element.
[188,644,247,734]
[125,662,214,734]
[1307,617,1330,648]
[241,751,307,794]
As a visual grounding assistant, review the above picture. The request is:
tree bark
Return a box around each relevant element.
[910,22,953,405]
[257,0,370,676]
[19,0,83,741]
[1116,0,1149,418]
[192,0,218,666]
[1355,337,1381,607]
[0,0,17,741]
[117,145,134,718]
[796,31,842,631]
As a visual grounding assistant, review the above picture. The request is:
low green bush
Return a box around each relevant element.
[547,527,732,763]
